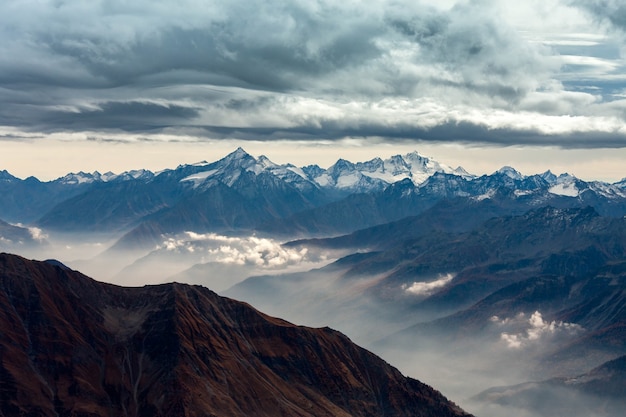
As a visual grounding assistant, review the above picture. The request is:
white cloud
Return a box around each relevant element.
[157,232,310,268]
[491,311,583,349]
[402,273,455,296]
[27,227,48,242]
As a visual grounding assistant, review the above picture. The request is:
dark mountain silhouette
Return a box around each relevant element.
[0,253,471,417]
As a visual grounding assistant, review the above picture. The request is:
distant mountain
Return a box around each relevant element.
[2,147,626,247]
[0,253,472,417]
[471,355,626,416]
[56,169,154,185]
[261,167,626,238]
[81,149,471,248]
[1,148,468,233]
[282,193,542,251]
[303,151,467,193]
[229,206,626,351]
[0,167,156,225]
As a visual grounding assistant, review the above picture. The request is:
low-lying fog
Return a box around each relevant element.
[1,229,345,289]
[2,229,622,417]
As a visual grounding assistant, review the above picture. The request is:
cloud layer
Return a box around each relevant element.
[1,0,626,148]
[159,232,314,268]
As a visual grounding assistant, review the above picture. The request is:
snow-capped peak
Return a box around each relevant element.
[56,168,155,185]
[540,170,557,184]
[57,171,101,185]
[496,166,524,180]
[384,151,459,185]
[306,150,463,191]
[257,155,277,168]
[181,148,283,188]
[453,166,474,178]
[224,147,253,162]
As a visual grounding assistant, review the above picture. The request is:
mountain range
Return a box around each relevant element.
[1,147,626,252]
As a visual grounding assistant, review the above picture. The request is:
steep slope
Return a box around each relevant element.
[284,193,534,251]
[229,207,626,343]
[259,178,438,236]
[0,171,94,224]
[37,177,180,232]
[0,253,471,417]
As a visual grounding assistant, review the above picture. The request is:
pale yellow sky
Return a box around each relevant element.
[1,138,624,183]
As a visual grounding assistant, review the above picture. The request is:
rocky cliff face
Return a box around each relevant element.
[0,253,471,417]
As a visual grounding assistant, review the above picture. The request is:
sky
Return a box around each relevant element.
[1,0,626,182]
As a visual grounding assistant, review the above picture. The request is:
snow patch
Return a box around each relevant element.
[514,189,534,197]
[549,182,579,197]
[180,170,218,187]
[313,174,331,187]
[336,172,361,188]
[474,189,496,201]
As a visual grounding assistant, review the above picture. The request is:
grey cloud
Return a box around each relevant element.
[0,0,624,147]
[20,1,385,92]
[570,0,626,32]
[195,119,626,149]
[385,1,555,101]
[0,0,551,96]
[13,101,201,132]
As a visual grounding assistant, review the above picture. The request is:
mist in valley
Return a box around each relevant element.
[2,226,625,417]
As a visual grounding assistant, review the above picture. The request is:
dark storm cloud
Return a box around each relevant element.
[9,1,385,92]
[0,0,625,146]
[2,101,200,132]
[195,119,626,149]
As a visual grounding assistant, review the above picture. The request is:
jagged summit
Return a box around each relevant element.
[0,170,19,183]
[540,170,557,183]
[176,148,464,193]
[55,169,155,185]
[222,146,254,161]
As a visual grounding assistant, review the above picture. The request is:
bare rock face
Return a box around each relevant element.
[0,253,471,417]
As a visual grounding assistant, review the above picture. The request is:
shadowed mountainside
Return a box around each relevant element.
[0,253,471,417]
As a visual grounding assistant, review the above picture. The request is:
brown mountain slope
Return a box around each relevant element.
[0,253,471,417]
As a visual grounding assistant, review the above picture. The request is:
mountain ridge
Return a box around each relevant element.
[0,252,472,417]
[2,147,626,249]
